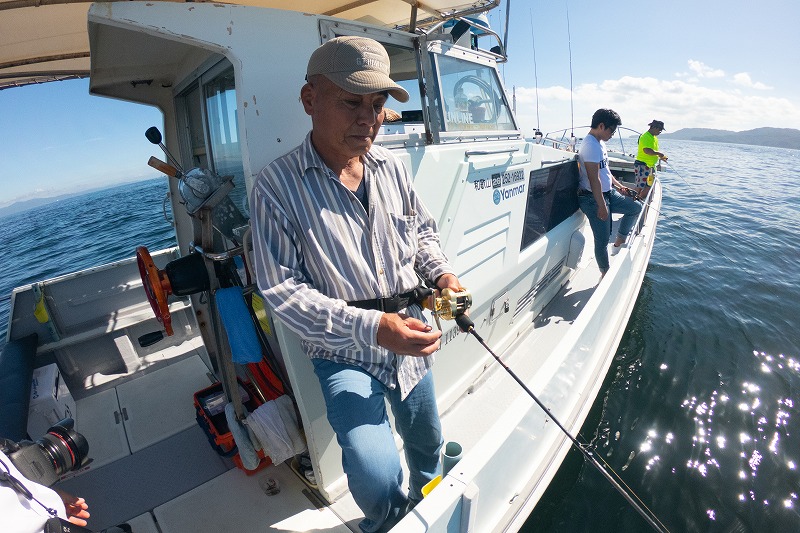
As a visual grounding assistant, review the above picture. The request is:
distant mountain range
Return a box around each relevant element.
[0,191,88,218]
[0,177,157,218]
[657,127,800,150]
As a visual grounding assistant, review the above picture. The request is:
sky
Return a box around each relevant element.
[1,0,798,206]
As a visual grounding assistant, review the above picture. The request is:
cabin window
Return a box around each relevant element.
[203,67,247,216]
[521,161,580,248]
[435,54,514,132]
[181,84,207,169]
[382,42,424,121]
[176,61,247,217]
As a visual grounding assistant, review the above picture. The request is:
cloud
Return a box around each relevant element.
[733,72,772,90]
[511,73,800,134]
[688,60,725,78]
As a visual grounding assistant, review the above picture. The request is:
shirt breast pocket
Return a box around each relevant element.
[388,213,417,266]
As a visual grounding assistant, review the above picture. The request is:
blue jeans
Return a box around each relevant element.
[312,358,443,533]
[578,190,641,273]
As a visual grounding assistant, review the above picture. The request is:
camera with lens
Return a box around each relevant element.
[1,418,89,487]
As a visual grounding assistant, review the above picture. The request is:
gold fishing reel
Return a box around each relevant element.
[422,287,472,330]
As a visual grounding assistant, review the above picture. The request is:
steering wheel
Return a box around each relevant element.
[136,246,174,336]
[453,75,498,123]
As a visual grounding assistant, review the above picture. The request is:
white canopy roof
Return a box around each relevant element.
[0,0,498,90]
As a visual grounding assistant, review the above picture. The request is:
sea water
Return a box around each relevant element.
[0,178,175,343]
[526,141,800,532]
[1,140,798,532]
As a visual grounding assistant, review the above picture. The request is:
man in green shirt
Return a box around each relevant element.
[634,120,668,200]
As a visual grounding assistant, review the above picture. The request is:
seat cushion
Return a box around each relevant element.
[0,334,38,441]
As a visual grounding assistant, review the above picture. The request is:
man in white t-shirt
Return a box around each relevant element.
[577,108,641,279]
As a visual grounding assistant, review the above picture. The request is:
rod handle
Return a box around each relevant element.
[455,313,474,332]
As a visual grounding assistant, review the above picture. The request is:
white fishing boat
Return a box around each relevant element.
[0,1,662,531]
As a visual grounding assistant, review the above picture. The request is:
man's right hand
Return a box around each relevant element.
[377,312,441,357]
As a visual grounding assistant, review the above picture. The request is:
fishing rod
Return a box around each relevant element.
[453,313,671,533]
[662,159,703,192]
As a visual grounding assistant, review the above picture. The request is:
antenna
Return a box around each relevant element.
[565,0,574,137]
[512,85,516,115]
[502,0,511,55]
[529,8,541,136]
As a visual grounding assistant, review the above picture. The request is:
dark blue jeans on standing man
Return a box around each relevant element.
[578,189,641,274]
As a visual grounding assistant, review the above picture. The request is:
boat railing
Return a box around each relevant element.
[631,177,657,238]
[535,125,646,155]
[538,136,576,151]
[419,4,507,63]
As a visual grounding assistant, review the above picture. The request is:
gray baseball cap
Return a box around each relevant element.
[307,36,410,103]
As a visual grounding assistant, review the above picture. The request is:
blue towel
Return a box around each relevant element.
[215,287,262,364]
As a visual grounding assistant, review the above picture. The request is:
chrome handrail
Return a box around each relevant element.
[465,147,519,157]
[631,178,656,237]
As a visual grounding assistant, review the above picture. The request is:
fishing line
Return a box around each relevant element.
[652,164,783,307]
[630,177,731,265]
[454,314,671,533]
[663,159,702,192]
[645,163,744,264]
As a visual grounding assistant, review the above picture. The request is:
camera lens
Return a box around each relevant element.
[6,418,89,487]
[38,418,89,476]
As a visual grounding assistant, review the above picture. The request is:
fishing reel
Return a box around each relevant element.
[421,287,472,330]
[425,288,472,321]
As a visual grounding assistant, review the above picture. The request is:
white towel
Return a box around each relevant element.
[246,395,306,465]
[225,402,260,470]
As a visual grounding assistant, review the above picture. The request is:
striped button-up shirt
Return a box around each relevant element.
[250,132,454,399]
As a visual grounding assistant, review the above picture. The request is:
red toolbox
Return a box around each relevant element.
[194,379,272,473]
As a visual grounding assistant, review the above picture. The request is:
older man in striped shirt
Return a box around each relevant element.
[250,36,463,532]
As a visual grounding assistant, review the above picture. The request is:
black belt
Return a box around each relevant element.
[578,189,611,197]
[348,289,422,312]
